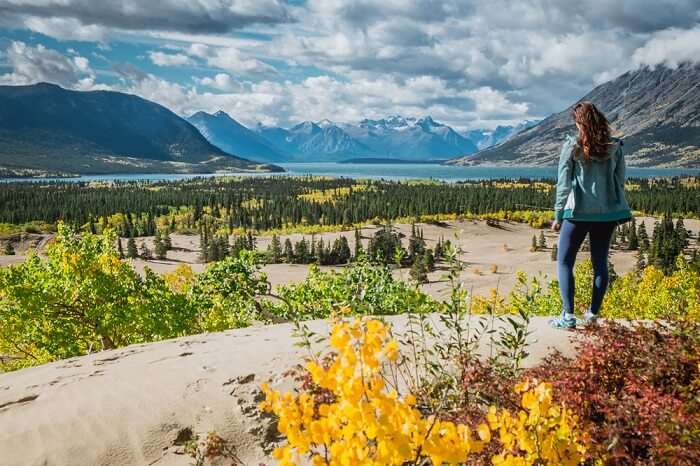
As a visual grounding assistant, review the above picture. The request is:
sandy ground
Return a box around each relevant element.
[2,217,697,300]
[0,314,579,466]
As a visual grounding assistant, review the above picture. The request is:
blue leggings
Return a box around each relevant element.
[557,220,617,315]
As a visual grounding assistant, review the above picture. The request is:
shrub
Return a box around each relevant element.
[0,223,197,369]
[274,260,437,321]
[260,318,589,465]
[527,322,700,464]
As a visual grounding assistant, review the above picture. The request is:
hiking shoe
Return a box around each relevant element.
[582,311,599,327]
[548,313,577,330]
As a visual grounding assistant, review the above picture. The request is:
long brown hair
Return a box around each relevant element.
[571,101,611,161]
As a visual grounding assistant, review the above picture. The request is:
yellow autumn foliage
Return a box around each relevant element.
[260,318,590,465]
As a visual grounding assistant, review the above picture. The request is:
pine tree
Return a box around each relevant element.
[163,229,172,250]
[268,235,282,263]
[140,242,152,260]
[154,230,167,260]
[336,236,351,264]
[638,221,650,252]
[409,254,429,284]
[550,244,558,261]
[294,238,310,264]
[353,228,364,259]
[283,238,294,263]
[127,236,138,259]
[199,226,209,262]
[675,217,688,248]
[627,218,638,250]
[3,241,15,256]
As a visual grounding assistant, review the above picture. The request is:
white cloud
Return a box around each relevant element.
[148,51,195,67]
[205,47,277,76]
[195,73,242,92]
[22,16,107,42]
[0,41,95,87]
[632,27,700,68]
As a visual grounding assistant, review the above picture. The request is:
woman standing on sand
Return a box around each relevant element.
[549,101,631,329]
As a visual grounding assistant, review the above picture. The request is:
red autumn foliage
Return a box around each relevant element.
[527,321,700,465]
[455,321,700,465]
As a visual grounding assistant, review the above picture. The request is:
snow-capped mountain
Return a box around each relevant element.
[187,111,285,163]
[194,114,519,162]
[337,116,477,161]
[463,120,541,150]
[254,121,374,161]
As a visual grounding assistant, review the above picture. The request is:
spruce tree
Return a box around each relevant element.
[154,230,167,260]
[638,221,650,252]
[627,219,638,250]
[283,238,294,263]
[140,242,152,260]
[3,241,15,256]
[268,235,282,263]
[409,254,429,284]
[163,229,172,250]
[127,236,138,259]
[353,228,364,259]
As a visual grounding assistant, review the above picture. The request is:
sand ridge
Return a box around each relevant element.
[0,315,578,466]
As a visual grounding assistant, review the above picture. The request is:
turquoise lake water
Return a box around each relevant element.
[2,163,698,183]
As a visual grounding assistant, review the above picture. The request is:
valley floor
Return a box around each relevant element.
[3,217,695,300]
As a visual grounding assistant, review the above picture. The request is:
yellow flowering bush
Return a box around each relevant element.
[260,318,590,465]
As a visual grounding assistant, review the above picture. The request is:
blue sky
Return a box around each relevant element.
[1,1,699,130]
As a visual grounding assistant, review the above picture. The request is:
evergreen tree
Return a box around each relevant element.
[140,242,152,260]
[336,236,351,264]
[353,228,364,259]
[675,217,688,248]
[627,218,638,250]
[268,235,282,263]
[638,221,650,252]
[531,235,538,251]
[126,236,138,259]
[294,238,310,264]
[199,226,209,262]
[283,238,294,263]
[635,249,646,272]
[538,230,547,249]
[3,241,15,256]
[163,229,172,250]
[409,254,429,284]
[368,225,403,265]
[550,244,558,262]
[154,230,167,260]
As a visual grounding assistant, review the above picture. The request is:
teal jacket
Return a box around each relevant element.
[554,134,632,222]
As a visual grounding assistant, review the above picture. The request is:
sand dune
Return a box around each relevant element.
[0,315,578,466]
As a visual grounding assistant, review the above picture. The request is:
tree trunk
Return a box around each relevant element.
[100,335,116,350]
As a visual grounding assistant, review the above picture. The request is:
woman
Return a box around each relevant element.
[550,101,631,329]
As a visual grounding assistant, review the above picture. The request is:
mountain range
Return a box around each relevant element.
[189,113,515,163]
[0,83,281,176]
[448,63,700,168]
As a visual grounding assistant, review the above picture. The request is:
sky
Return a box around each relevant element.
[0,1,699,131]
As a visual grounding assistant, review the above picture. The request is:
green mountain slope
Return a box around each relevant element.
[0,83,282,175]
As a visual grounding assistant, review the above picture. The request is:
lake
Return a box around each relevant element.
[1,162,698,183]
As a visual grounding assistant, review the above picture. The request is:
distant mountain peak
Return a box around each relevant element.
[449,63,700,167]
[0,83,278,174]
